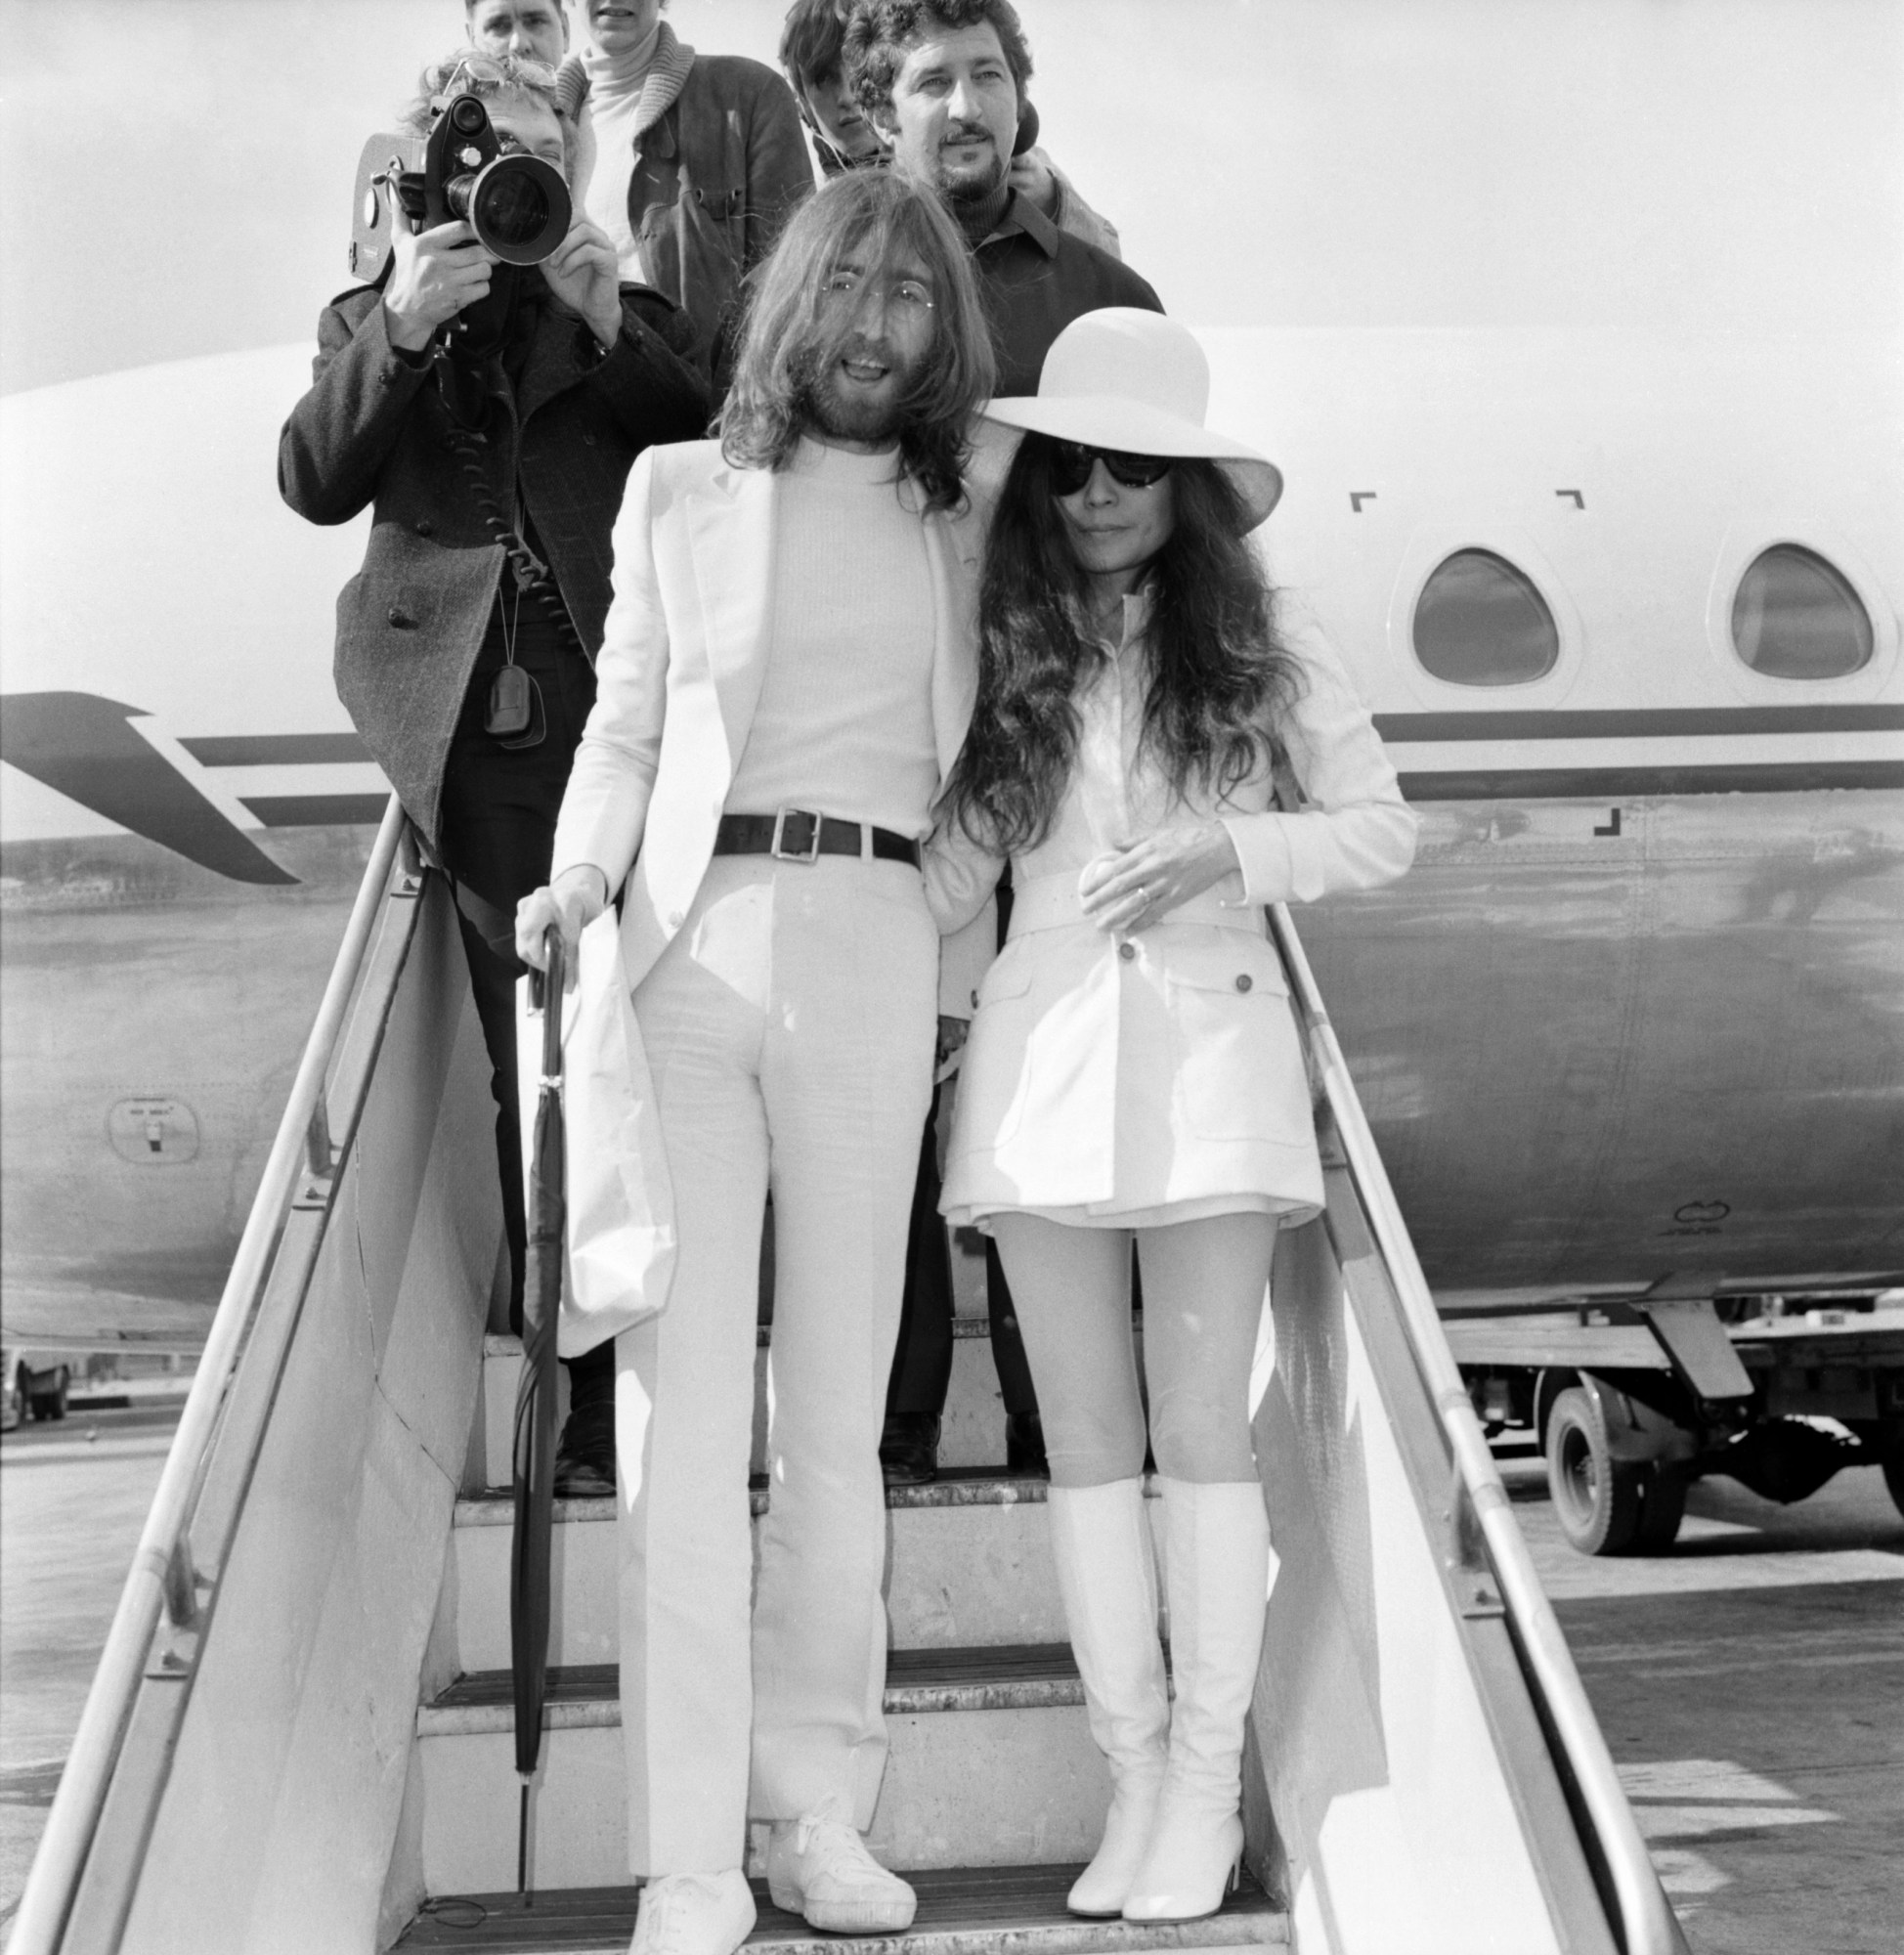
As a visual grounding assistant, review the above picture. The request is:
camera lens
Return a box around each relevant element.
[457,154,572,264]
[451,98,486,134]
[476,170,553,249]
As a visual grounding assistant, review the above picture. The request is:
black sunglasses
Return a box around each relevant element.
[1048,440,1175,498]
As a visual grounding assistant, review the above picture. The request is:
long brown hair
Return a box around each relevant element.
[942,436,1306,853]
[719,171,995,511]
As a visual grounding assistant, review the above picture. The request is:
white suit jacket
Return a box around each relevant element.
[551,438,990,1004]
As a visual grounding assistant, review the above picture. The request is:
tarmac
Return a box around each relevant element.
[2,1408,1899,1951]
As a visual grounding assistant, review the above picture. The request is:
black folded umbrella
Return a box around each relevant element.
[510,928,567,1899]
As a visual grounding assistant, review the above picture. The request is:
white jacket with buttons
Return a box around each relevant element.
[928,597,1418,1227]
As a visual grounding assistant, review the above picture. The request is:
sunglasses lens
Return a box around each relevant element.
[1105,450,1173,488]
[1049,442,1095,496]
[1048,442,1173,495]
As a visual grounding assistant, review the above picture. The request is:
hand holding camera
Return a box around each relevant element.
[382,201,494,353]
[538,220,625,355]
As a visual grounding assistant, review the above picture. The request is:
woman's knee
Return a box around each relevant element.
[1043,1405,1147,1487]
[1148,1397,1255,1484]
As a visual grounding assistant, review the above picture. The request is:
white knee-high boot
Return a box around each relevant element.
[1122,1477,1270,1922]
[1047,1480,1171,1917]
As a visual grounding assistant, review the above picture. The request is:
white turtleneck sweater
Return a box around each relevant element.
[724,440,940,840]
[581,29,663,282]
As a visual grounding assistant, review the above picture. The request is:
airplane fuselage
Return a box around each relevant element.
[2,329,1900,1337]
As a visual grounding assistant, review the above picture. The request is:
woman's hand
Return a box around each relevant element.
[516,865,610,987]
[1078,819,1241,935]
[540,218,624,354]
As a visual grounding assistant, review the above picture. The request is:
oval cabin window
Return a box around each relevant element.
[1412,549,1560,686]
[1730,544,1873,680]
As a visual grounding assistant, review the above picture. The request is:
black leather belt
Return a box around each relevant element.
[713,809,922,867]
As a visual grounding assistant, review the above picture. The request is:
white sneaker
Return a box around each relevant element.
[765,1814,917,1933]
[627,1869,757,1955]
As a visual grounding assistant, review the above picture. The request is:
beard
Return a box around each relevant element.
[798,333,928,446]
[933,121,1008,203]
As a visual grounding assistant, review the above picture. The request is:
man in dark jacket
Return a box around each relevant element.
[846,0,1159,392]
[279,50,707,1335]
[555,0,814,395]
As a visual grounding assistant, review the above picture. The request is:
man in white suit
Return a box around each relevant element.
[517,169,997,1955]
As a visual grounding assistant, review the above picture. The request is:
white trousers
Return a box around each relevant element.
[613,853,938,1873]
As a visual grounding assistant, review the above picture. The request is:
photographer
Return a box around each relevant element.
[279,49,707,1337]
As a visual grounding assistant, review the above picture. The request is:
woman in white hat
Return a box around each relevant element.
[930,309,1417,1922]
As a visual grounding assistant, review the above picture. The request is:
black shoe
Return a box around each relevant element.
[880,1412,940,1486]
[552,1401,617,1498]
[1006,1410,1048,1477]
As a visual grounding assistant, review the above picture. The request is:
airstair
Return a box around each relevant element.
[14,811,1688,1955]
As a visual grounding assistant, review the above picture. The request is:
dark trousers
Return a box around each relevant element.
[433,603,596,1332]
[884,1088,1039,1422]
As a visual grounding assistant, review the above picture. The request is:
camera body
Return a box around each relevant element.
[349,92,572,284]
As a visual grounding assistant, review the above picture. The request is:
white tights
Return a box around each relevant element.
[990,1211,1278,1488]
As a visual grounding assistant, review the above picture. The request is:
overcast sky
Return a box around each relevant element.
[3,0,1900,397]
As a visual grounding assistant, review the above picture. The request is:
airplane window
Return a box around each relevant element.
[1412,549,1560,686]
[1730,544,1873,680]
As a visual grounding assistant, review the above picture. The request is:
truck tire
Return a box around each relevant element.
[28,1368,69,1422]
[1546,1385,1643,1554]
[1633,1467,1687,1551]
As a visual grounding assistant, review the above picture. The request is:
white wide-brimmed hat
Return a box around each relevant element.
[982,309,1283,527]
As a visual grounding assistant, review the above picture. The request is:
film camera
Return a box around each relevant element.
[348,91,572,286]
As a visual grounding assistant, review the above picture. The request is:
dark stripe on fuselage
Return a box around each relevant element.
[181,732,373,766]
[1399,760,1904,801]
[240,793,392,827]
[1374,705,1904,741]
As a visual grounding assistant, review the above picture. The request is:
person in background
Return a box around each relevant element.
[279,51,706,1342]
[844,0,1163,1485]
[929,307,1417,1924]
[780,0,1123,262]
[466,0,570,66]
[515,170,996,1955]
[551,0,814,395]
[846,0,1154,392]
[543,0,815,1491]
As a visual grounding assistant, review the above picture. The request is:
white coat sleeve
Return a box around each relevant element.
[1216,619,1418,905]
[550,447,668,894]
[926,817,1005,1018]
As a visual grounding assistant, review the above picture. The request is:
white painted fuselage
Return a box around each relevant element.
[3,326,1898,1339]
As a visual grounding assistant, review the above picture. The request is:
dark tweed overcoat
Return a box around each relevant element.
[278,285,707,844]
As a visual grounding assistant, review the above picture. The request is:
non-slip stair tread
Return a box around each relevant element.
[455,1469,1060,1526]
[432,1645,1084,1713]
[396,1863,1283,1952]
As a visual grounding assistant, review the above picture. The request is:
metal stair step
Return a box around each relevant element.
[411,1648,1170,1888]
[444,1473,1163,1667]
[395,1861,1285,1953]
[467,1319,1106,1489]
[420,1643,1111,1738]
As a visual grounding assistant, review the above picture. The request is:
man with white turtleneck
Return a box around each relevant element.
[552,0,814,396]
[515,170,997,1955]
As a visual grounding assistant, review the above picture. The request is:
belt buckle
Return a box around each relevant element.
[770,806,823,864]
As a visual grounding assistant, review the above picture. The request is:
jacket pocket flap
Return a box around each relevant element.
[1165,949,1288,999]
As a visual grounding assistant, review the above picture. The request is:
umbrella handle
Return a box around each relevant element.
[541,928,566,1080]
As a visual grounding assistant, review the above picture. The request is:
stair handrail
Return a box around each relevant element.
[1267,902,1683,1955]
[12,800,411,1955]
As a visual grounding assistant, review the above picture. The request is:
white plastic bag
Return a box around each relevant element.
[516,911,676,1356]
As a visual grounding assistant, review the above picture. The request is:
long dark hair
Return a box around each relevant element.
[719,171,995,511]
[942,434,1304,852]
